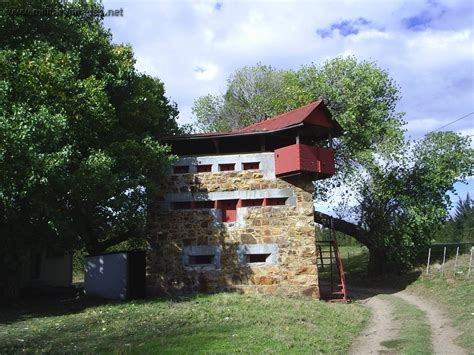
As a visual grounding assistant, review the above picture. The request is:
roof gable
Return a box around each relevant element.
[236,99,343,134]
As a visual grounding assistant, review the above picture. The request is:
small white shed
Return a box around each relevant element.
[84,251,145,300]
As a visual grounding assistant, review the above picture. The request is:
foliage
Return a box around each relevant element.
[348,132,473,272]
[0,0,179,298]
[0,293,368,353]
[434,194,474,243]
[316,226,361,246]
[193,63,289,132]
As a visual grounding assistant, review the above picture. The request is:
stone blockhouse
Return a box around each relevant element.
[147,100,343,298]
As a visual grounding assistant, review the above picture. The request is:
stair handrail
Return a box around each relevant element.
[330,218,347,301]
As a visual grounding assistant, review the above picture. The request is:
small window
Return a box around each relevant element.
[172,201,192,210]
[173,165,189,174]
[247,254,271,263]
[183,245,222,270]
[265,198,287,206]
[243,162,260,170]
[238,244,278,266]
[241,199,264,207]
[219,163,235,172]
[197,164,212,173]
[193,201,215,209]
[189,255,214,265]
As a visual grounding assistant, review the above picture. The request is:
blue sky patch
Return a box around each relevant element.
[316,17,371,38]
[402,11,433,31]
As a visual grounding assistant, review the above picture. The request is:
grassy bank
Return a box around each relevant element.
[407,253,474,350]
[0,293,368,353]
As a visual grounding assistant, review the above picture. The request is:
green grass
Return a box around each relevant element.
[73,270,84,283]
[407,253,474,350]
[0,293,368,353]
[379,294,432,355]
[338,245,369,280]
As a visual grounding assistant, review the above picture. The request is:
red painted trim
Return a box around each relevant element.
[241,199,264,207]
[219,163,235,171]
[274,144,335,177]
[242,162,260,170]
[197,164,212,173]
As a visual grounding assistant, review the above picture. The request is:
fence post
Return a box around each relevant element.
[441,246,447,274]
[469,247,473,277]
[426,248,431,275]
[453,246,459,276]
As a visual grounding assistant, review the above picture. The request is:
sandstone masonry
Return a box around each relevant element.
[147,162,320,298]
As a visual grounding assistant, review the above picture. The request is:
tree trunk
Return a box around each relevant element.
[0,255,22,304]
[367,247,388,276]
[314,210,371,246]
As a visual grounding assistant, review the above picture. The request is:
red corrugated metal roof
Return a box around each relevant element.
[238,100,324,133]
[164,99,342,140]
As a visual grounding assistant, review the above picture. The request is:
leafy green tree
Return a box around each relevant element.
[434,194,474,244]
[317,132,473,273]
[452,194,474,240]
[193,63,289,132]
[0,0,178,298]
[193,58,405,206]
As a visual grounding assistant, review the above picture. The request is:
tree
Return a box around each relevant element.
[193,59,473,274]
[452,194,474,240]
[316,132,473,273]
[193,63,289,132]
[434,194,474,244]
[0,0,179,298]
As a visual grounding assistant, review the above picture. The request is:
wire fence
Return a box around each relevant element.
[425,242,473,279]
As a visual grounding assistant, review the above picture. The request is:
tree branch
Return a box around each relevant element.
[314,210,372,247]
[95,233,131,252]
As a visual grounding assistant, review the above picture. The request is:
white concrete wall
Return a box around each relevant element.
[163,188,296,206]
[85,253,129,300]
[173,152,276,179]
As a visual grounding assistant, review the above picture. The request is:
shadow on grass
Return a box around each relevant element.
[0,285,212,325]
[337,246,423,301]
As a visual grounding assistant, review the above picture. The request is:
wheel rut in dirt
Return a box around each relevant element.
[348,287,467,355]
[349,294,400,354]
[394,291,467,355]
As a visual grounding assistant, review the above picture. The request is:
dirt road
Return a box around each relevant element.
[349,295,400,354]
[349,288,467,355]
[395,291,467,355]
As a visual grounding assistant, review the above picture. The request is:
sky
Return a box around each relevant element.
[102,0,474,206]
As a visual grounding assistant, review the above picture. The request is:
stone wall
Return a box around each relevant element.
[147,169,319,298]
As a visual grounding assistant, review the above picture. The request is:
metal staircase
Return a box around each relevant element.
[316,220,348,302]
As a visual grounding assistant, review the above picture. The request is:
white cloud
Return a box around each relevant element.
[193,63,219,81]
